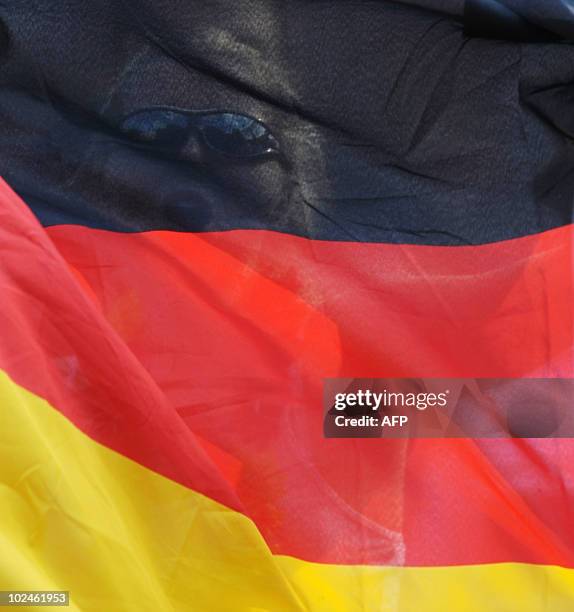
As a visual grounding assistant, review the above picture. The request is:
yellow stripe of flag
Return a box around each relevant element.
[2,369,574,611]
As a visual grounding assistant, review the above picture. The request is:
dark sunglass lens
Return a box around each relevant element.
[120,109,190,149]
[198,113,279,158]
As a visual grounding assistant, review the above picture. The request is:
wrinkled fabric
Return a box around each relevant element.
[467,0,574,40]
[0,1,574,243]
[1,1,574,611]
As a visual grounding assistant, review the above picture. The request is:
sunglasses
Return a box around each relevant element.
[119,107,279,160]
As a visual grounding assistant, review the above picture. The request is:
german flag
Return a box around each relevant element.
[1,1,574,610]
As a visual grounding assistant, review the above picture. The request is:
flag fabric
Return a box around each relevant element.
[1,1,574,610]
